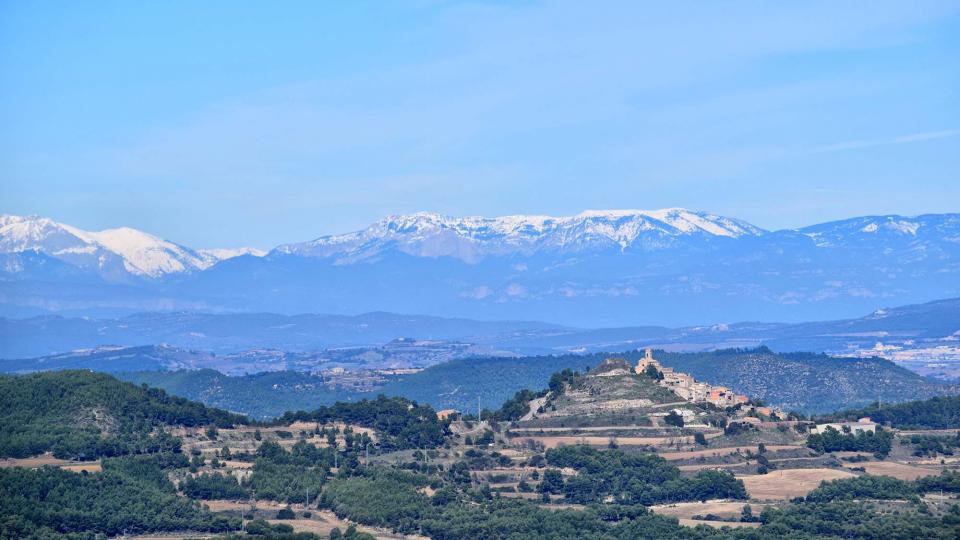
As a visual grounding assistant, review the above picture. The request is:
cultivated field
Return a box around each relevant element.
[519,435,695,448]
[268,511,424,540]
[658,445,802,461]
[844,461,943,480]
[738,469,856,500]
[0,453,101,473]
[650,500,768,519]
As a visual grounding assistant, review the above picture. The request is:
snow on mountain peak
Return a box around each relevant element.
[276,208,766,261]
[0,215,255,278]
[198,247,267,264]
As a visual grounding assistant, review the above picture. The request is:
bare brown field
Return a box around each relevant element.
[676,518,760,529]
[738,469,855,500]
[500,491,541,499]
[0,453,101,472]
[914,456,960,465]
[521,435,694,448]
[271,510,426,540]
[659,445,802,461]
[227,422,377,438]
[537,503,588,511]
[125,534,220,540]
[844,461,943,481]
[898,429,960,436]
[203,500,286,512]
[0,454,73,468]
[651,501,768,520]
[831,451,872,459]
[513,425,714,432]
[677,463,740,471]
[61,462,102,473]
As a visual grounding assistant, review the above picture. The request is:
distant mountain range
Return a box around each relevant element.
[2,210,958,325]
[2,297,957,363]
[0,214,264,279]
[114,349,958,418]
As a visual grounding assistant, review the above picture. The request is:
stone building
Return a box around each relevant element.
[634,348,750,407]
[810,417,877,435]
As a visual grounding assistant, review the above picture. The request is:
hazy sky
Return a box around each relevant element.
[2,1,958,249]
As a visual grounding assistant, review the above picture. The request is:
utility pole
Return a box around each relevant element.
[478,395,482,422]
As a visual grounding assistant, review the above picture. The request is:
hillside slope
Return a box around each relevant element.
[0,370,246,458]
[657,348,957,412]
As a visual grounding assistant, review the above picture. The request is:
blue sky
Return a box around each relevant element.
[2,1,958,249]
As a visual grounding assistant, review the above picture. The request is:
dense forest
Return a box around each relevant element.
[824,395,960,429]
[0,453,240,538]
[0,370,247,459]
[276,395,447,450]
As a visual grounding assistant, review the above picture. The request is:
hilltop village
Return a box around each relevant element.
[2,365,957,538]
[635,348,751,407]
[623,349,786,426]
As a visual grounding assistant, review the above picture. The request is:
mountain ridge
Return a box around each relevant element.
[2,210,958,325]
[0,214,264,279]
[274,208,766,262]
[1,296,956,362]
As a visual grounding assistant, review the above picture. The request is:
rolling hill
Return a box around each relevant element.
[114,348,959,417]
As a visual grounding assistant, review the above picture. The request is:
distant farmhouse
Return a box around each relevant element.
[811,417,877,435]
[436,409,460,421]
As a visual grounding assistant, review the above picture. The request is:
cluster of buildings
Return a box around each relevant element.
[634,348,751,408]
[810,417,877,435]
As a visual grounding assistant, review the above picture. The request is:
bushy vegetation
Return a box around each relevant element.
[0,453,239,538]
[488,388,544,422]
[181,472,249,500]
[806,427,893,456]
[0,370,247,459]
[321,469,687,539]
[826,395,960,429]
[321,464,960,540]
[804,474,918,503]
[905,433,960,457]
[243,441,333,504]
[322,470,431,532]
[276,395,446,450]
[757,500,958,540]
[916,470,960,494]
[803,470,960,506]
[545,445,747,504]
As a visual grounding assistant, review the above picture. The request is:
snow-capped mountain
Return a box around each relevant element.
[197,247,267,266]
[275,209,765,263]
[798,213,960,247]
[0,215,262,279]
[1,210,957,327]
